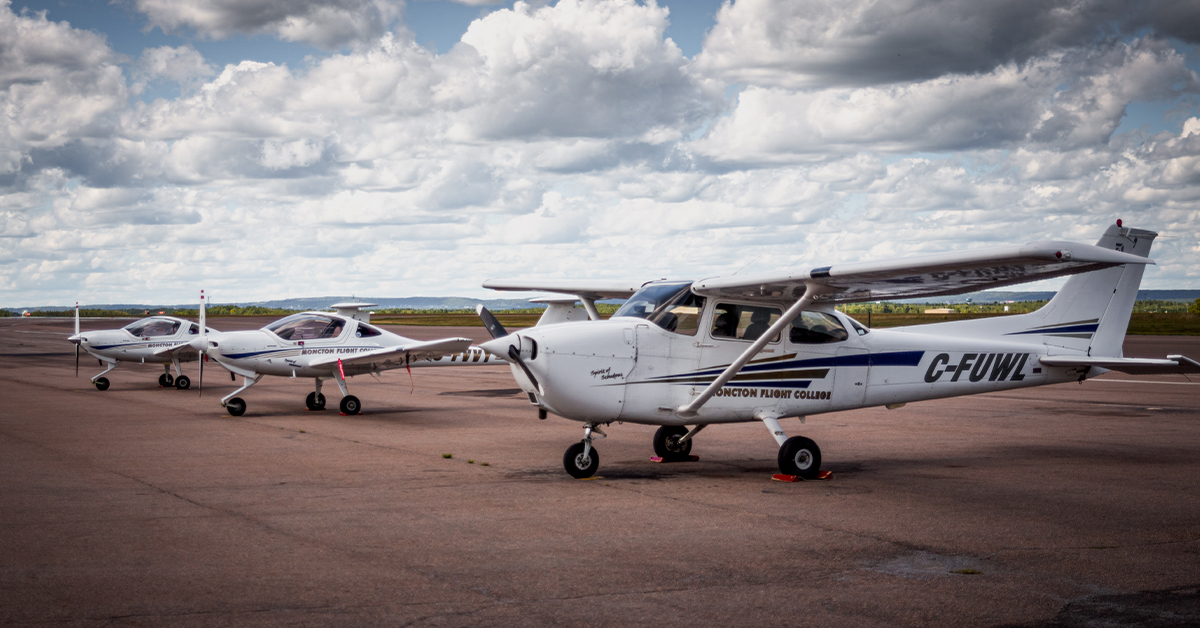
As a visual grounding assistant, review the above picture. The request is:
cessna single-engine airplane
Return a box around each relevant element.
[68,303,216,391]
[187,295,491,416]
[477,221,1199,479]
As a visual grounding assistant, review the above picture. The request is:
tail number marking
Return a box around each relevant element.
[924,353,1029,383]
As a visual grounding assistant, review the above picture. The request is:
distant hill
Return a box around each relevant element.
[6,290,1198,313]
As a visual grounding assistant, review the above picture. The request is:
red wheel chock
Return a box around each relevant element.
[650,455,700,463]
[771,470,833,482]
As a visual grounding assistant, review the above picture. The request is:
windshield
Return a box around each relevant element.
[613,282,706,335]
[264,313,345,341]
[124,318,181,337]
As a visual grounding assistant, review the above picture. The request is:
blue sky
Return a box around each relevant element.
[1,0,1198,306]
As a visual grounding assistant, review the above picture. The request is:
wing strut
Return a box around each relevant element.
[676,285,822,419]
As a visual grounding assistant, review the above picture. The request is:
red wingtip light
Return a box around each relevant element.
[1116,218,1123,227]
[1055,251,1063,259]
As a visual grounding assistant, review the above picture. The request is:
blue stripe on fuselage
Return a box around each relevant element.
[650,350,925,382]
[1005,324,1099,336]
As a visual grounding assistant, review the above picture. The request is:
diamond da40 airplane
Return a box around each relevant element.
[68,304,217,391]
[477,221,1199,480]
[186,294,497,416]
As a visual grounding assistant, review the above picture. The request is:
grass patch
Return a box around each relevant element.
[467,459,475,464]
[441,453,452,459]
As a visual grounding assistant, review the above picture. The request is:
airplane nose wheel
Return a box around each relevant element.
[174,375,190,390]
[653,425,692,461]
[778,436,822,479]
[306,392,326,411]
[94,377,110,391]
[564,442,600,479]
[563,423,605,479]
[339,395,361,415]
[225,397,247,417]
[158,373,174,387]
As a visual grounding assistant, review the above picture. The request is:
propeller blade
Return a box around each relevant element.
[198,354,204,397]
[507,344,541,394]
[476,305,508,339]
[75,344,79,377]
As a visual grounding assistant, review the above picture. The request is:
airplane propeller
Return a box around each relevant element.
[73,301,80,377]
[477,304,508,339]
[476,305,541,393]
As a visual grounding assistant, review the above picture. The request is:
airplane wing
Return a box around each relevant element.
[482,279,645,300]
[1040,355,1200,375]
[308,338,473,369]
[690,241,1152,304]
[151,342,196,356]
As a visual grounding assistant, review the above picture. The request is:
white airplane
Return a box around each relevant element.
[476,221,1199,480]
[68,302,216,391]
[188,296,495,416]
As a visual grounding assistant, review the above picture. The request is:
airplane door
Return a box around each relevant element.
[832,346,868,409]
[620,323,700,421]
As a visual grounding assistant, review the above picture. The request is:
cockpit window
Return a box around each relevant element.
[124,318,181,337]
[789,311,850,344]
[355,323,383,338]
[846,316,870,336]
[613,282,706,336]
[711,304,781,342]
[265,314,345,341]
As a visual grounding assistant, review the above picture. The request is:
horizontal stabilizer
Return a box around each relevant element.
[1039,355,1200,375]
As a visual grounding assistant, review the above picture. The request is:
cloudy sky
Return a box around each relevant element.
[2,0,1198,307]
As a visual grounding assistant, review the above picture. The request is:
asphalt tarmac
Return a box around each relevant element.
[2,316,1198,627]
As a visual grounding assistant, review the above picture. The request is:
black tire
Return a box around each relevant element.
[563,441,600,479]
[174,375,190,390]
[778,436,822,479]
[339,395,361,415]
[158,373,171,387]
[94,377,110,391]
[226,397,247,417]
[653,425,692,460]
[305,392,326,411]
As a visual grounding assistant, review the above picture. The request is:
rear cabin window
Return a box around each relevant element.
[710,304,781,342]
[355,323,383,338]
[789,311,850,344]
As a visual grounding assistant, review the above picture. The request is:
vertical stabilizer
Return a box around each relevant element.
[1031,223,1157,357]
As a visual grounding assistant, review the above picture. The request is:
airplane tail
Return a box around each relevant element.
[1014,223,1157,357]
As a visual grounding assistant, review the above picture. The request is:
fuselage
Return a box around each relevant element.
[489,289,1090,426]
[206,311,497,378]
[70,316,209,365]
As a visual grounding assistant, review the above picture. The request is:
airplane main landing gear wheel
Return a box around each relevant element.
[158,373,174,387]
[339,395,361,415]
[225,397,247,417]
[653,425,692,461]
[94,377,110,391]
[174,375,190,390]
[305,392,326,411]
[564,441,600,479]
[778,436,822,479]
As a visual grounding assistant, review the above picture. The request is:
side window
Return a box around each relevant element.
[653,293,706,336]
[789,311,850,344]
[189,323,199,335]
[355,323,383,338]
[710,304,781,342]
